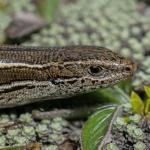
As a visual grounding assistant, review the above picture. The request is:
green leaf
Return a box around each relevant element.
[144,86,150,98]
[82,105,116,150]
[36,0,59,22]
[116,79,132,94]
[131,91,144,115]
[0,146,24,150]
[145,98,150,115]
[98,86,130,104]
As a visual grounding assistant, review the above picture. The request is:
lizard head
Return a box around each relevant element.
[53,46,137,95]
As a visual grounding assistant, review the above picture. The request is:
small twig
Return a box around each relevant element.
[32,106,96,120]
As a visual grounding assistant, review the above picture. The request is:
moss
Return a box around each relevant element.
[19,113,33,124]
[45,145,58,150]
[134,141,146,150]
[0,136,6,147]
[106,143,119,150]
[113,117,127,130]
[127,124,144,140]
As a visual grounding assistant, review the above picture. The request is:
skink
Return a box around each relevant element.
[0,45,137,108]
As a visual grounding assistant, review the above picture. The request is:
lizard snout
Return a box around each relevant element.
[125,62,137,73]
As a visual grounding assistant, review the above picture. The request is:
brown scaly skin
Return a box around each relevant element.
[0,45,137,108]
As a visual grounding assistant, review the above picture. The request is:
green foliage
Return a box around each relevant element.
[36,0,59,22]
[144,86,150,98]
[144,86,150,115]
[131,91,144,115]
[0,146,24,150]
[82,86,150,150]
[106,143,119,150]
[144,98,150,115]
[98,85,130,105]
[131,86,150,116]
[82,105,116,150]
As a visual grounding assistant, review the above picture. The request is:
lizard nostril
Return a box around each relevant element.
[125,66,131,71]
[125,63,137,72]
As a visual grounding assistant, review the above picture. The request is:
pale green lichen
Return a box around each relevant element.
[19,113,33,124]
[51,122,63,132]
[41,119,51,125]
[49,133,65,144]
[0,114,10,123]
[45,145,58,150]
[10,114,17,120]
[129,114,141,124]
[14,136,28,144]
[22,126,35,138]
[106,143,119,150]
[0,111,69,147]
[127,124,144,140]
[113,117,127,130]
[35,124,49,137]
[122,103,132,112]
[7,129,21,138]
[51,117,66,132]
[134,141,146,150]
[0,136,6,147]
[11,0,35,13]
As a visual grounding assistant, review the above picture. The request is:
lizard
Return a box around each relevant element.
[0,45,137,108]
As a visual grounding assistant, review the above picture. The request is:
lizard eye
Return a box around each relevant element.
[88,66,103,76]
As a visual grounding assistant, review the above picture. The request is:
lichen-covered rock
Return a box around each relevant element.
[102,103,150,150]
